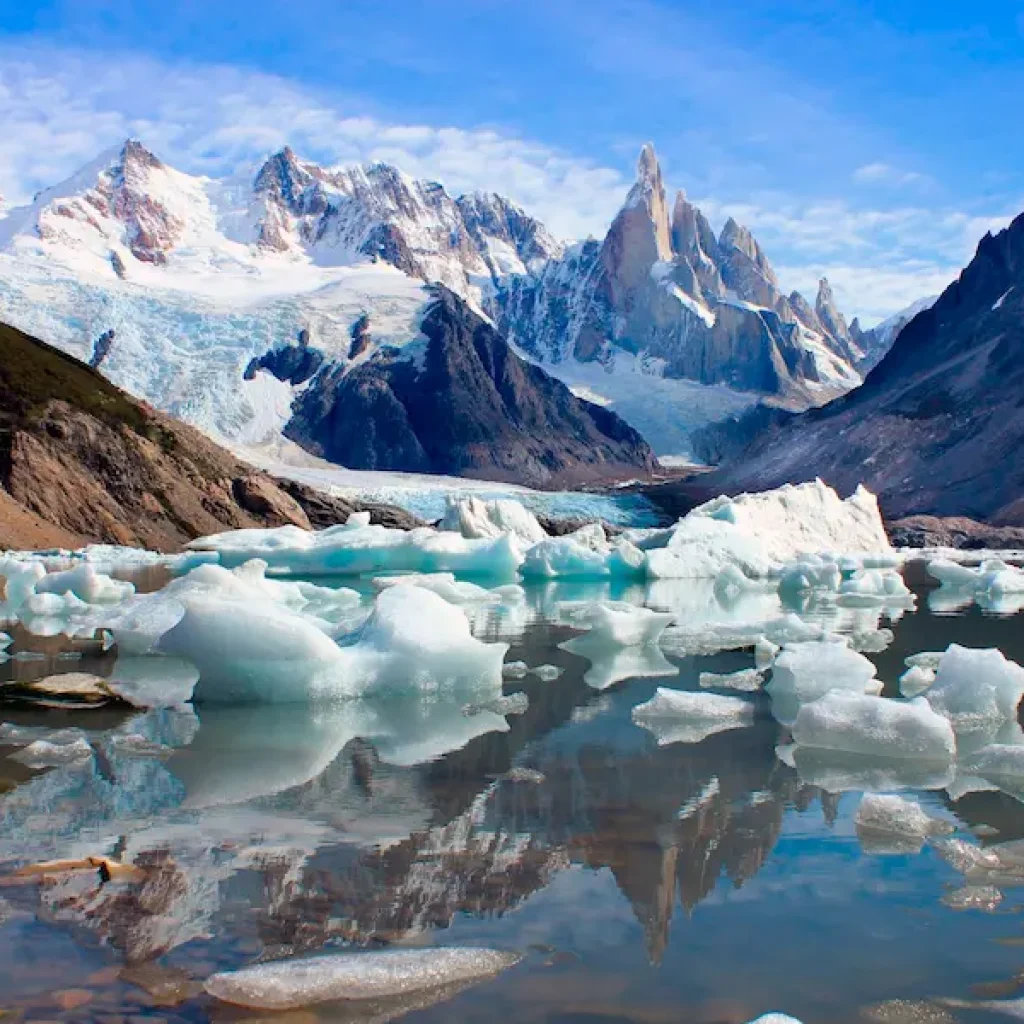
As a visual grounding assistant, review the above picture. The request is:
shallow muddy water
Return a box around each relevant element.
[1,565,1023,1023]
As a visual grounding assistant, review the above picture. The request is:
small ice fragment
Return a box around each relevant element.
[754,637,780,670]
[13,736,93,767]
[633,688,756,745]
[906,651,944,671]
[203,948,522,1009]
[900,665,936,698]
[502,661,529,679]
[699,668,763,692]
[568,602,674,647]
[531,664,562,681]
[744,1016,805,1024]
[463,692,529,717]
[792,693,956,762]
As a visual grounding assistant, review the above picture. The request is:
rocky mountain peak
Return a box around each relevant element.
[119,138,163,173]
[814,276,852,344]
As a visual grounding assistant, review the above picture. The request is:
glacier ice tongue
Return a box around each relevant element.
[203,947,522,1009]
[791,693,956,762]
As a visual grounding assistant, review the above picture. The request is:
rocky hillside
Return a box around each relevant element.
[0,321,414,550]
[266,287,659,487]
[665,212,1024,523]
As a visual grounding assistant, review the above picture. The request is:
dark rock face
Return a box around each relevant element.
[0,320,414,550]
[244,335,324,386]
[274,478,424,531]
[888,516,1024,550]
[282,288,658,488]
[682,212,1024,522]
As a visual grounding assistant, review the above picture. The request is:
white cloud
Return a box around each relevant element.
[0,42,1018,323]
[853,162,930,188]
[0,44,629,240]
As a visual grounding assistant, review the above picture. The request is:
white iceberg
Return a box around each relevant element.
[899,665,936,698]
[204,948,522,1010]
[440,496,547,545]
[925,645,1024,735]
[791,692,956,762]
[767,641,881,703]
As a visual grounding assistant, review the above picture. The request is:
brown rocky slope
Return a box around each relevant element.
[0,320,417,550]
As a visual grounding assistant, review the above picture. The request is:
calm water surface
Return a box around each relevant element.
[1,565,1023,1023]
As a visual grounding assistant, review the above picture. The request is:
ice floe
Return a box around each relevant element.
[791,693,956,763]
[632,688,757,745]
[924,645,1024,738]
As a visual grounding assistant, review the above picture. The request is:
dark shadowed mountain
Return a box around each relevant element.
[655,212,1024,523]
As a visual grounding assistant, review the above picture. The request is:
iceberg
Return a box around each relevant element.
[189,518,524,578]
[899,665,936,698]
[204,948,522,1009]
[925,645,1024,736]
[632,687,757,745]
[791,693,956,762]
[440,496,547,545]
[766,641,881,703]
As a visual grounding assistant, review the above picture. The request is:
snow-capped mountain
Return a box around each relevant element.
[0,138,873,464]
[494,146,863,420]
[850,294,939,372]
[0,140,654,485]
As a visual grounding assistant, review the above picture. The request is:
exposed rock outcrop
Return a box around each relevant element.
[278,287,659,487]
[0,321,406,550]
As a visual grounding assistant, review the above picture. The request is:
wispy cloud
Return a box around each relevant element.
[853,162,931,189]
[0,42,1018,324]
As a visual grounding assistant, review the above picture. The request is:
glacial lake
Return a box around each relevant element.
[1,563,1024,1023]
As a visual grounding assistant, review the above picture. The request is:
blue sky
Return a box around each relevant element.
[1,0,1022,322]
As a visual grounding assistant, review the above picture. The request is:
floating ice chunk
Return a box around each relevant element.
[699,668,764,692]
[688,480,891,564]
[502,660,529,679]
[350,586,508,701]
[925,645,1024,735]
[35,564,135,604]
[567,601,674,647]
[13,736,94,768]
[933,837,1024,886]
[372,572,497,605]
[646,517,778,579]
[906,651,944,671]
[574,645,678,691]
[463,691,529,717]
[792,693,956,762]
[0,559,46,608]
[899,665,936,698]
[190,522,524,578]
[754,638,780,669]
[767,642,880,703]
[633,687,756,745]
[204,947,522,1009]
[855,794,953,854]
[778,556,842,597]
[106,656,201,708]
[159,596,348,704]
[837,569,914,608]
[532,664,562,681]
[520,536,645,579]
[744,1015,805,1023]
[440,496,547,545]
[970,744,1024,787]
